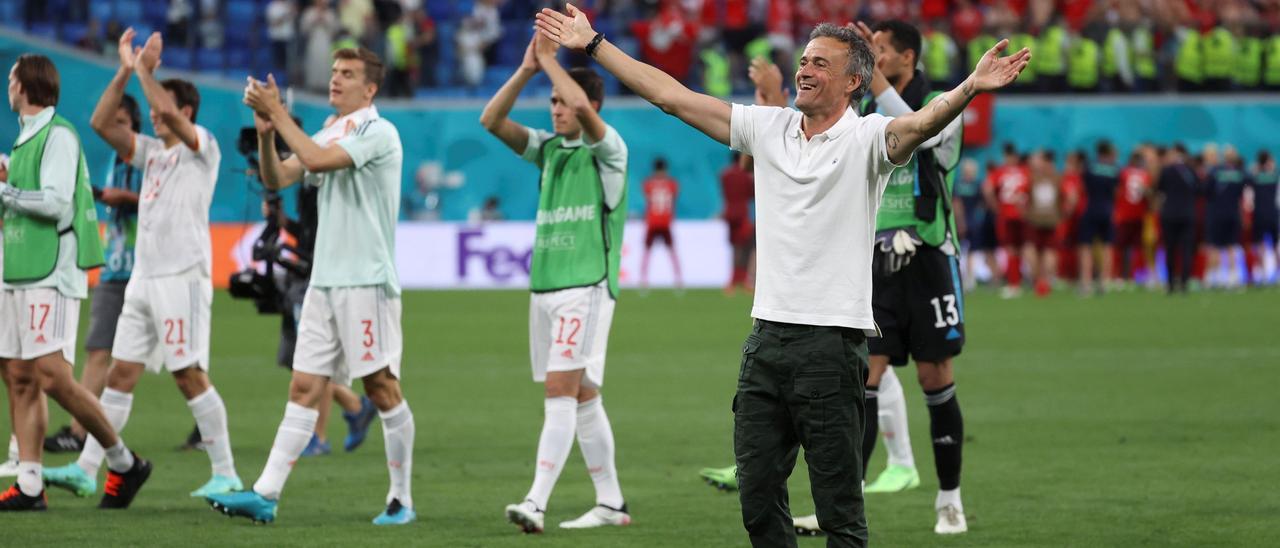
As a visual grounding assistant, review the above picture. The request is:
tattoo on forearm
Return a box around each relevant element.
[887,130,900,151]
[932,96,953,114]
[962,80,975,97]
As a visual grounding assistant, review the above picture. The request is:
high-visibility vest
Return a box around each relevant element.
[1009,33,1037,83]
[1175,29,1203,83]
[1203,26,1236,79]
[924,31,955,83]
[1265,35,1280,86]
[744,37,772,63]
[1067,37,1100,89]
[1036,25,1066,76]
[701,49,731,98]
[968,34,998,70]
[1101,28,1126,77]
[1132,27,1156,79]
[1234,36,1263,87]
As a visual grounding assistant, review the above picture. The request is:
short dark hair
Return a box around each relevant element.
[160,79,200,122]
[872,20,922,65]
[334,47,385,89]
[809,23,875,103]
[119,93,142,132]
[653,157,668,171]
[1041,149,1056,163]
[568,67,605,109]
[1173,143,1188,156]
[1096,140,1115,157]
[1069,150,1087,164]
[1129,150,1143,165]
[1258,150,1271,165]
[1002,142,1018,156]
[14,54,59,107]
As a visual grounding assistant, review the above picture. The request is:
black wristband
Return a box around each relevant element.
[585,33,605,57]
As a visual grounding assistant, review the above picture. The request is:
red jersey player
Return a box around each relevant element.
[1114,151,1152,281]
[641,157,681,288]
[983,144,1030,297]
[720,152,754,293]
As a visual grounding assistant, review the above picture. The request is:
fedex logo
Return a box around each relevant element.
[457,228,532,282]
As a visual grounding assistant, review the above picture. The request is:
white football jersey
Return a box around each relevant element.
[128,126,220,278]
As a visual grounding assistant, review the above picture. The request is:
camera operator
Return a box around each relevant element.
[232,125,376,456]
[44,95,144,454]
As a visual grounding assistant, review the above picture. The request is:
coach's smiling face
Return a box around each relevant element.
[794,37,858,116]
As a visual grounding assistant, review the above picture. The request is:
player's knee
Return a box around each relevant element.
[106,361,143,392]
[172,366,211,399]
[916,360,954,391]
[362,370,403,411]
[288,372,329,407]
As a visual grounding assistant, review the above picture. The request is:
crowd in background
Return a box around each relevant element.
[957,140,1280,297]
[13,0,1280,98]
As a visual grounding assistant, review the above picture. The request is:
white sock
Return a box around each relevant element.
[7,434,16,462]
[104,441,135,474]
[16,461,41,496]
[253,402,318,500]
[936,487,963,512]
[524,396,577,510]
[188,387,236,478]
[877,368,915,469]
[575,396,623,509]
[379,401,415,508]
[80,388,134,476]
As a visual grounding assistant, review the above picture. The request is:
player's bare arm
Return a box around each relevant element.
[252,108,304,191]
[535,3,731,145]
[480,35,541,153]
[90,27,140,157]
[885,40,1030,165]
[245,74,353,176]
[134,32,201,151]
[534,33,607,142]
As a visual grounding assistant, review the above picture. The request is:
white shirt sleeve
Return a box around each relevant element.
[587,125,628,210]
[189,125,220,167]
[729,103,759,155]
[0,126,78,222]
[336,118,399,170]
[519,126,554,166]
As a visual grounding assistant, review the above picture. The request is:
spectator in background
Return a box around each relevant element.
[1156,144,1199,294]
[383,3,415,97]
[104,20,126,58]
[1114,150,1153,283]
[641,157,682,290]
[468,196,505,223]
[168,0,194,47]
[339,0,375,44]
[266,0,297,83]
[985,144,1031,298]
[1026,150,1063,297]
[1059,150,1087,285]
[472,0,504,64]
[1078,140,1119,295]
[1205,146,1248,288]
[412,8,438,88]
[77,19,104,54]
[720,152,754,295]
[632,0,699,84]
[198,0,225,50]
[1249,151,1278,284]
[953,158,994,289]
[456,15,489,88]
[301,0,340,92]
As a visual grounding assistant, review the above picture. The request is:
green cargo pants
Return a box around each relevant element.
[734,319,869,547]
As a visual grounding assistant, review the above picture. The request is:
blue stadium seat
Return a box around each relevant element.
[28,23,57,42]
[142,0,167,26]
[115,0,143,24]
[226,0,258,27]
[89,1,113,23]
[0,1,21,24]
[161,46,194,70]
[225,47,250,73]
[197,48,225,71]
[60,22,88,44]
[426,0,454,21]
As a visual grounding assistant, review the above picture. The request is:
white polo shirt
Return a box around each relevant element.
[128,126,220,278]
[730,103,906,334]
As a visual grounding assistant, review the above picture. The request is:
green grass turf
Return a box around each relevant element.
[3,287,1278,546]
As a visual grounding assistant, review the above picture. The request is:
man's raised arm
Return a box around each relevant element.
[535,4,732,145]
[91,28,140,157]
[884,40,1029,165]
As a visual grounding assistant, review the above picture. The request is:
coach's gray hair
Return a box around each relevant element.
[808,23,875,103]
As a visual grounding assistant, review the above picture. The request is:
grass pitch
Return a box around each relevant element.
[2,287,1277,546]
